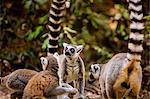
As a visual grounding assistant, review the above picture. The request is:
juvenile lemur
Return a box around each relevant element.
[58,43,85,99]
[97,0,144,99]
[23,54,78,98]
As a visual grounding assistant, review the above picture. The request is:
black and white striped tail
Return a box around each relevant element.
[47,0,66,54]
[127,0,144,61]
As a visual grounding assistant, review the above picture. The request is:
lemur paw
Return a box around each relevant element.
[70,88,78,95]
[61,83,73,88]
[78,95,85,99]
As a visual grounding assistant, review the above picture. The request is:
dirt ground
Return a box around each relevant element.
[0,86,150,99]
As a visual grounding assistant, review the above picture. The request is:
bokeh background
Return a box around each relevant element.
[0,0,150,97]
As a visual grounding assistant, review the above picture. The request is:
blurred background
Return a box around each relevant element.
[0,0,149,95]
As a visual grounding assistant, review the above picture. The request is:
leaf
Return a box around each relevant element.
[91,19,99,28]
[35,0,48,5]
[27,26,44,41]
[23,0,32,9]
[39,15,48,24]
[144,15,150,20]
[63,27,77,34]
[64,30,76,44]
[42,39,49,50]
[92,45,113,58]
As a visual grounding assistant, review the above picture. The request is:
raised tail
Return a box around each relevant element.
[127,0,144,61]
[46,0,66,54]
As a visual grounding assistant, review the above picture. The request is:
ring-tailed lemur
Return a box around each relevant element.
[0,69,38,98]
[46,0,66,54]
[58,43,85,99]
[98,0,144,99]
[84,64,104,99]
[0,56,59,98]
[113,0,144,98]
[23,54,78,98]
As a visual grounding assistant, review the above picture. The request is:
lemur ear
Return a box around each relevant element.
[54,52,59,57]
[65,0,70,8]
[63,43,69,48]
[40,57,48,70]
[76,45,83,54]
[53,52,59,60]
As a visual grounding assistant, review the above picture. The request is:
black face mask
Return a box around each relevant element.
[65,51,71,56]
[70,48,75,54]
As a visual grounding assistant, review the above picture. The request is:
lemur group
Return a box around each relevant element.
[0,0,145,99]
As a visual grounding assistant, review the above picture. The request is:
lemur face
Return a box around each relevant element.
[40,54,59,72]
[63,43,83,57]
[40,57,48,71]
[89,64,101,80]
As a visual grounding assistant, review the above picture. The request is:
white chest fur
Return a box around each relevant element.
[66,62,80,83]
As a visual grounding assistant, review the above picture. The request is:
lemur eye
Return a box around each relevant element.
[94,66,98,71]
[41,59,48,65]
[42,59,45,65]
[65,47,68,51]
[89,66,91,70]
[70,48,75,53]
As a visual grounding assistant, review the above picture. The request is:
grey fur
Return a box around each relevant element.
[99,53,127,99]
[0,69,38,92]
[58,43,85,99]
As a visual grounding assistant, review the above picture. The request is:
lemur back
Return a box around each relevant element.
[113,0,144,98]
[0,69,38,99]
[58,43,85,98]
[23,54,78,98]
[46,0,66,54]
[0,69,38,92]
[23,54,59,98]
[99,53,127,99]
[99,0,144,99]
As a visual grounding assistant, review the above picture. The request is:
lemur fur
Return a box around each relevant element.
[58,43,85,99]
[23,54,78,99]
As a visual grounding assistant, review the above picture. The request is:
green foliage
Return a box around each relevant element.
[0,0,149,70]
[144,15,150,35]
[26,15,48,41]
[23,0,48,10]
[0,0,149,94]
[0,0,50,70]
[26,26,44,41]
[61,2,132,68]
[42,38,49,50]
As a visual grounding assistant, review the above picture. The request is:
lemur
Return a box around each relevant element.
[84,64,104,99]
[98,0,144,99]
[0,69,38,98]
[46,0,66,54]
[58,43,85,99]
[23,54,78,98]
